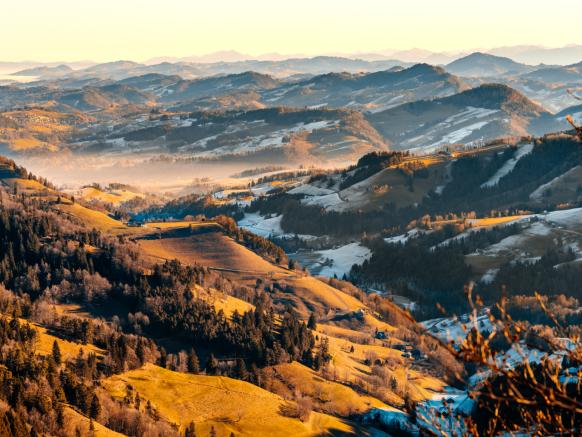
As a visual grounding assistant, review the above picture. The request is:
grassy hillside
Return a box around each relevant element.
[0,108,91,152]
[268,361,392,416]
[103,363,356,436]
[138,230,284,274]
[79,186,144,206]
[28,320,105,360]
[63,407,125,437]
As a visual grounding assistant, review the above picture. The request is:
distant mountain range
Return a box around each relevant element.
[0,64,467,113]
[1,50,581,164]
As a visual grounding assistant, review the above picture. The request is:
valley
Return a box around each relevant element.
[1,30,582,436]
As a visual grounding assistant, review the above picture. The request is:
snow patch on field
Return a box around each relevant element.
[316,243,372,278]
[288,184,335,196]
[364,387,473,436]
[436,121,490,145]
[544,206,582,227]
[238,213,283,238]
[384,229,423,245]
[302,192,344,208]
[196,120,339,157]
[238,212,317,241]
[422,309,494,345]
[481,143,534,188]
[294,242,372,278]
[481,268,499,284]
[444,107,500,124]
[479,222,552,254]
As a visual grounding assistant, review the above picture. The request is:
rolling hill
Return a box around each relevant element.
[102,363,358,437]
[446,52,532,77]
[521,61,582,83]
[367,84,556,152]
[259,64,467,112]
[85,106,389,164]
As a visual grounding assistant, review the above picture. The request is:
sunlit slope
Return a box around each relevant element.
[30,320,104,360]
[54,202,132,235]
[139,230,283,274]
[270,361,393,416]
[63,407,125,437]
[136,222,368,317]
[80,186,143,205]
[103,363,356,437]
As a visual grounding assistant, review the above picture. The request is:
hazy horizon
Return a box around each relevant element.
[2,0,582,63]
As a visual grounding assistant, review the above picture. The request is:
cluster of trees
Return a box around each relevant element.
[0,312,105,436]
[350,238,472,318]
[482,247,582,303]
[0,190,315,372]
[349,219,579,318]
[338,151,409,190]
[214,215,288,265]
[139,194,244,222]
[0,156,55,191]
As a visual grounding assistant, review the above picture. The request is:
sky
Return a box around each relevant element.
[2,0,581,62]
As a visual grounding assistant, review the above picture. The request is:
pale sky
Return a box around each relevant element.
[2,0,581,62]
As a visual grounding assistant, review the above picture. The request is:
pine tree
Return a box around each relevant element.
[235,358,248,380]
[159,347,167,368]
[187,349,200,374]
[136,340,145,365]
[56,404,65,427]
[206,353,219,375]
[90,394,101,419]
[184,421,196,437]
[307,313,317,330]
[52,340,61,365]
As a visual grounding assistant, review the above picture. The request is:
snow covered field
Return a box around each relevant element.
[422,309,494,345]
[289,242,371,278]
[302,192,344,209]
[196,120,340,157]
[314,242,372,277]
[238,212,284,238]
[384,228,425,245]
[401,106,501,152]
[288,184,335,196]
[238,212,317,241]
[364,387,473,436]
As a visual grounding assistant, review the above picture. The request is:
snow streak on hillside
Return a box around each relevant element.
[481,143,534,188]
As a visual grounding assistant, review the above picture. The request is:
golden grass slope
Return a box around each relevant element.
[63,407,125,437]
[193,285,255,318]
[287,277,365,314]
[54,202,142,236]
[467,215,527,228]
[314,324,445,405]
[80,186,143,206]
[0,108,91,152]
[138,231,285,274]
[269,361,392,416]
[103,363,355,437]
[22,319,105,361]
[137,223,370,318]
